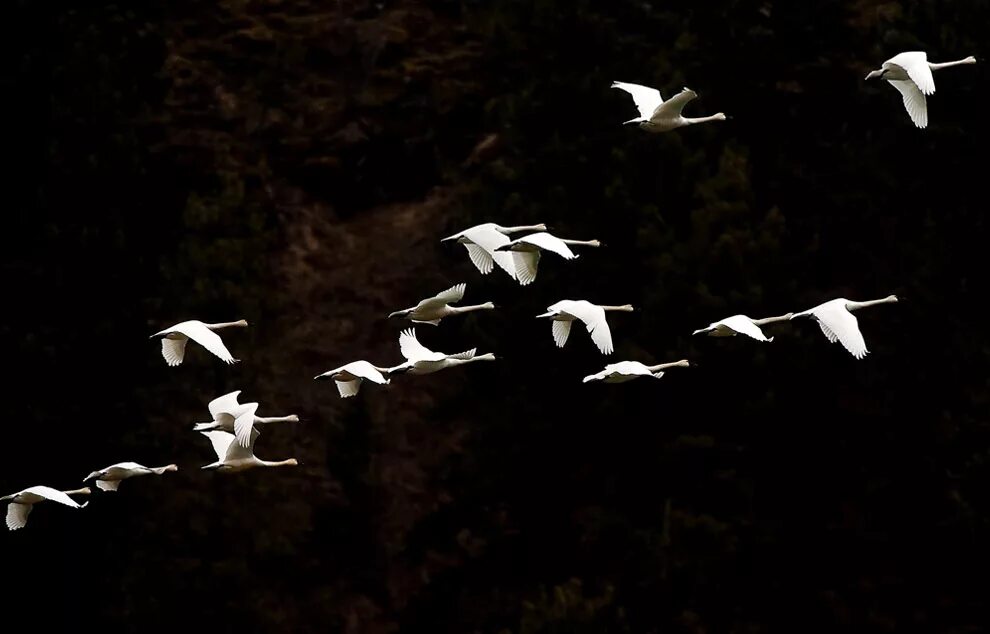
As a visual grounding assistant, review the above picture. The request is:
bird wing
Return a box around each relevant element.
[6,503,31,530]
[430,283,466,305]
[721,315,771,342]
[201,431,235,462]
[233,403,260,449]
[161,337,187,366]
[815,305,869,359]
[23,485,86,508]
[399,329,444,361]
[96,480,120,492]
[208,390,242,418]
[462,227,517,279]
[511,251,541,286]
[893,51,935,94]
[551,319,572,348]
[567,303,614,354]
[610,361,652,377]
[226,428,259,461]
[515,233,577,259]
[652,88,698,119]
[611,81,664,119]
[335,379,362,398]
[463,243,495,275]
[448,348,477,361]
[345,361,389,385]
[888,80,928,129]
[171,322,236,364]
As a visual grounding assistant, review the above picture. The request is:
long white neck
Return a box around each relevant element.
[255,415,299,424]
[257,458,298,468]
[450,302,495,314]
[502,224,547,234]
[206,319,249,330]
[752,313,794,326]
[846,295,898,311]
[600,304,635,312]
[929,56,977,71]
[683,113,726,125]
[560,239,601,247]
[63,487,92,497]
[648,359,690,372]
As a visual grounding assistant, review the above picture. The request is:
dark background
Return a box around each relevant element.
[5,1,989,632]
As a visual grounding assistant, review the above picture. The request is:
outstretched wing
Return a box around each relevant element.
[233,403,260,449]
[22,485,86,509]
[815,306,868,359]
[462,226,516,279]
[721,315,771,342]
[652,88,698,119]
[225,428,259,461]
[208,390,242,418]
[344,361,389,385]
[335,379,361,398]
[892,51,935,94]
[172,322,236,364]
[551,319,572,348]
[463,243,495,275]
[201,431,235,462]
[447,348,477,361]
[611,81,664,119]
[514,233,577,259]
[888,80,928,129]
[6,503,31,530]
[161,337,187,366]
[566,303,614,354]
[399,329,444,361]
[430,283,466,305]
[511,251,541,286]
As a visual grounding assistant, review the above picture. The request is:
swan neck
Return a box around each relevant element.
[929,56,977,70]
[847,295,897,311]
[64,487,92,496]
[255,415,299,424]
[452,302,495,313]
[752,313,794,326]
[206,319,249,329]
[683,113,725,125]
[262,459,299,468]
[560,239,601,247]
[504,224,547,234]
[650,359,689,371]
[601,304,634,312]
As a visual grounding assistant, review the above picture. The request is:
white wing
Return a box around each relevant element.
[888,80,928,128]
[161,338,187,366]
[233,402,260,448]
[611,81,664,119]
[96,480,120,492]
[512,233,578,259]
[463,243,495,275]
[448,348,477,361]
[511,251,541,286]
[169,321,236,364]
[208,390,242,418]
[815,305,868,359]
[430,283,466,305]
[6,503,31,530]
[201,430,236,462]
[608,361,653,377]
[652,88,698,119]
[720,315,772,342]
[225,428,259,461]
[21,485,86,509]
[336,379,361,398]
[461,226,517,279]
[565,302,614,355]
[343,361,390,384]
[399,329,445,361]
[890,51,935,94]
[551,319,572,348]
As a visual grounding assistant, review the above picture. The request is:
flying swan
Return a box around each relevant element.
[692,313,794,342]
[392,328,496,375]
[583,359,691,383]
[2,485,90,530]
[612,81,726,132]
[83,462,178,492]
[441,223,547,279]
[388,283,495,325]
[789,295,898,359]
[865,51,976,128]
[193,390,299,448]
[150,319,248,366]
[314,360,400,398]
[537,300,634,355]
[200,429,298,473]
[494,232,601,286]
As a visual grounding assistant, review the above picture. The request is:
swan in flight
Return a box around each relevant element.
[790,295,898,359]
[314,360,400,398]
[865,52,976,128]
[150,319,248,366]
[692,313,794,342]
[537,300,634,355]
[583,359,690,384]
[193,391,299,447]
[388,283,495,325]
[494,232,601,286]
[83,462,178,492]
[441,223,547,279]
[200,429,298,473]
[611,82,726,132]
[2,485,90,530]
[392,328,496,375]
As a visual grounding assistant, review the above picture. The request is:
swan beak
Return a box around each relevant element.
[691,328,706,336]
[864,69,882,80]
[535,312,554,318]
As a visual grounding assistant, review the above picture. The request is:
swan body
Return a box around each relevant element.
[150,319,248,366]
[611,82,726,132]
[388,283,495,325]
[583,359,690,384]
[200,429,298,473]
[392,328,496,375]
[864,52,976,128]
[692,313,793,342]
[192,391,299,447]
[441,223,547,279]
[1,485,91,530]
[83,462,178,492]
[494,232,601,286]
[536,300,634,355]
[315,360,395,398]
[790,295,898,359]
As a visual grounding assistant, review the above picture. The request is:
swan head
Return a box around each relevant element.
[712,112,727,121]
[83,470,103,482]
[692,326,713,336]
[163,464,179,473]
[864,68,885,81]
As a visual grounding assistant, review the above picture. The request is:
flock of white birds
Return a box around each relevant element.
[2,50,973,530]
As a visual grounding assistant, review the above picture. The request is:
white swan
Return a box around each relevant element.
[314,360,398,398]
[200,429,298,473]
[537,300,634,355]
[790,295,898,359]
[83,462,178,492]
[494,232,601,286]
[441,223,547,279]
[388,283,495,325]
[392,328,496,375]
[692,313,794,342]
[611,82,726,132]
[150,319,248,366]
[583,359,690,384]
[1,485,90,530]
[865,52,976,128]
[193,391,299,448]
